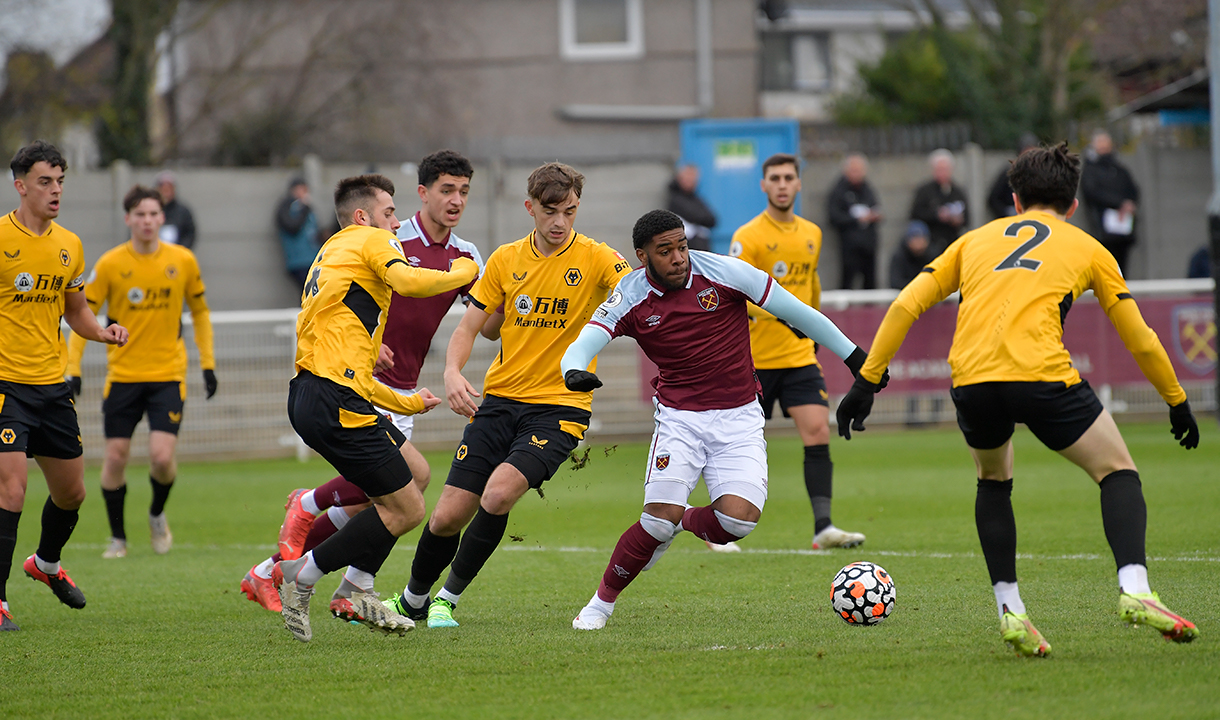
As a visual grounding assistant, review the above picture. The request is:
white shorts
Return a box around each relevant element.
[644,398,768,512]
[372,381,416,442]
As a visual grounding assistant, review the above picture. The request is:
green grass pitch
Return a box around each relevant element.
[2,421,1217,719]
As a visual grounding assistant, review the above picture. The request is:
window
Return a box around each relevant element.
[761,32,831,92]
[560,0,644,61]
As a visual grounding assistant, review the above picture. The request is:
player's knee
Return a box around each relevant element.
[383,492,425,536]
[0,479,26,511]
[52,483,87,510]
[640,512,680,542]
[149,455,175,480]
[412,464,432,493]
[104,445,130,467]
[714,510,758,540]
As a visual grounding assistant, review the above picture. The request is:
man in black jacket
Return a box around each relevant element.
[666,164,717,252]
[888,220,932,290]
[1081,131,1140,274]
[826,154,882,289]
[986,133,1039,220]
[909,149,968,255]
[156,171,197,249]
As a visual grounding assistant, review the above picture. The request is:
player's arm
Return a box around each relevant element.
[444,302,492,417]
[185,265,218,399]
[66,270,108,392]
[479,304,505,341]
[64,285,127,347]
[369,381,427,416]
[366,234,479,298]
[560,324,612,392]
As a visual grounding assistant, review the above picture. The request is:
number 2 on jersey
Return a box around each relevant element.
[302,266,321,301]
[994,220,1049,272]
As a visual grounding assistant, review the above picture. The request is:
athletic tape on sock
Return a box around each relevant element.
[713,510,756,539]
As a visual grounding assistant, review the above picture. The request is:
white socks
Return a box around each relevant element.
[993,581,1025,617]
[343,567,375,591]
[404,589,430,609]
[1118,564,1150,595]
[292,553,324,587]
[327,505,350,529]
[300,491,321,516]
[437,588,461,605]
[33,554,60,576]
[254,558,275,578]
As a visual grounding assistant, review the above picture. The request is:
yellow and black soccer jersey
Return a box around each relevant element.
[730,212,822,369]
[469,230,631,410]
[296,223,479,415]
[861,210,1186,404]
[0,211,86,384]
[66,241,213,384]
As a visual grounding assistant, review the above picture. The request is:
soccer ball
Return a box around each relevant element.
[831,562,895,625]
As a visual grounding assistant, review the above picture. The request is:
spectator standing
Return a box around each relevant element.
[827,154,882,289]
[1081,131,1140,275]
[888,220,933,290]
[275,177,321,288]
[986,133,1039,220]
[1187,246,1210,279]
[666,164,717,252]
[910,149,969,255]
[155,171,197,250]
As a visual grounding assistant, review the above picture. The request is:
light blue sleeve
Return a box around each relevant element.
[560,323,613,377]
[761,283,858,361]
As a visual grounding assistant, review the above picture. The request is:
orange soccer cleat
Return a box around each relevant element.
[241,565,282,612]
[277,489,316,561]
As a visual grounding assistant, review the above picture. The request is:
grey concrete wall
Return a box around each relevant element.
[1,146,1206,312]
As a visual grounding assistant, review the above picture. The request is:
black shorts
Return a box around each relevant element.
[757,364,828,419]
[103,381,186,438]
[0,380,82,459]
[950,380,1105,452]
[288,371,410,497]
[447,394,590,493]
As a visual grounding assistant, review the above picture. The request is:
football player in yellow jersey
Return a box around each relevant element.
[0,142,129,631]
[271,174,478,642]
[384,162,631,627]
[731,153,867,552]
[65,185,216,560]
[837,144,1200,655]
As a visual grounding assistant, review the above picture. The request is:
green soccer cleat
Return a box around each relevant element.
[427,598,459,628]
[382,592,430,622]
[1118,592,1198,643]
[1000,610,1051,657]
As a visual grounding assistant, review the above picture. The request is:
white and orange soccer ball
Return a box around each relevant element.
[831,562,895,625]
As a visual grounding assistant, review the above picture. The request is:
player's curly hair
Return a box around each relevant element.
[123,185,163,213]
[1007,142,1080,214]
[418,149,473,188]
[632,209,685,250]
[527,162,584,206]
[10,140,67,179]
[334,174,395,227]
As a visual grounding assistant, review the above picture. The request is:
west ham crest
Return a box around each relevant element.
[654,453,670,470]
[697,287,719,311]
[1172,303,1216,376]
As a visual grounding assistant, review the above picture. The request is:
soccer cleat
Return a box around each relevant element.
[0,606,18,631]
[383,592,430,622]
[102,537,127,559]
[277,489,315,561]
[572,606,609,631]
[704,540,741,553]
[331,591,414,636]
[272,561,314,642]
[149,513,173,555]
[1000,610,1051,657]
[812,525,866,550]
[23,555,86,609]
[1118,592,1198,643]
[427,598,459,628]
[240,565,282,612]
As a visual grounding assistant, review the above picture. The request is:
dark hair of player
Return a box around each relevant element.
[418,150,474,188]
[632,209,685,250]
[123,185,163,213]
[761,152,799,177]
[1006,142,1080,215]
[527,162,584,206]
[334,174,396,226]
[10,140,68,179]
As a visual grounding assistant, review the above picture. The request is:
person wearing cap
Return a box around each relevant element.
[155,171,197,250]
[889,220,933,290]
[275,177,321,288]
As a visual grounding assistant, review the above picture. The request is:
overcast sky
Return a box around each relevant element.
[0,0,110,89]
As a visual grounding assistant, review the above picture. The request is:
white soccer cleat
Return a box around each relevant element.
[102,537,127,559]
[704,540,741,553]
[572,606,609,631]
[812,525,866,550]
[331,591,415,636]
[149,513,173,555]
[273,564,314,643]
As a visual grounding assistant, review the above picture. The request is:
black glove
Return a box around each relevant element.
[836,375,881,440]
[203,369,218,400]
[843,346,890,389]
[67,376,81,397]
[1169,400,1199,449]
[564,369,602,392]
[777,319,808,340]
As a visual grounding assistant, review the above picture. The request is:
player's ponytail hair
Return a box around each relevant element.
[1007,141,1080,214]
